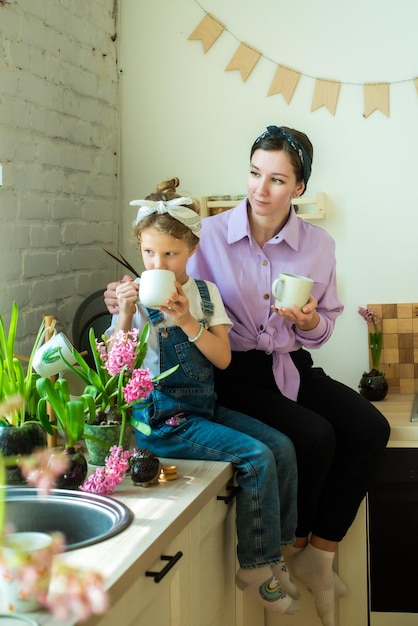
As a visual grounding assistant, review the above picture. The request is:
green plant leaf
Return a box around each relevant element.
[35,377,66,428]
[152,364,179,382]
[81,393,97,424]
[130,415,152,436]
[66,400,85,443]
[55,378,71,404]
[89,327,109,386]
[61,350,91,384]
[36,398,55,435]
[0,454,5,539]
[87,368,106,391]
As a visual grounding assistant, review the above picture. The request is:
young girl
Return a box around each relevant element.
[106,177,299,615]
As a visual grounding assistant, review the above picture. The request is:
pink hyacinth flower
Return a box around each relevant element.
[123,368,154,404]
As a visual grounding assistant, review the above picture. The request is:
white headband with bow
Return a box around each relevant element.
[130,197,201,238]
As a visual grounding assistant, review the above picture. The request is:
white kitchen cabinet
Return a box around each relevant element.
[95,527,191,626]
[80,469,238,626]
[189,485,237,626]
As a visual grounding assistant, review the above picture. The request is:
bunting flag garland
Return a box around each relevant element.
[188,2,417,118]
[311,79,341,116]
[225,43,261,82]
[363,83,390,118]
[187,13,225,52]
[267,65,301,104]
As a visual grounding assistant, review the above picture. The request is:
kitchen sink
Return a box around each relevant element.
[5,487,134,551]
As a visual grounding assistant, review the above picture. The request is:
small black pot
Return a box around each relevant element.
[130,449,160,486]
[359,371,389,402]
[54,446,88,490]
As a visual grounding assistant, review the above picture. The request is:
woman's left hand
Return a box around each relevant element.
[272,294,320,331]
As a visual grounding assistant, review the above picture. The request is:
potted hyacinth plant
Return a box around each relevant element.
[358,305,388,401]
[35,374,97,488]
[61,325,177,466]
[0,302,48,483]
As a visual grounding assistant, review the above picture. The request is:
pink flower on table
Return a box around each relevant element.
[123,368,154,404]
[80,446,131,496]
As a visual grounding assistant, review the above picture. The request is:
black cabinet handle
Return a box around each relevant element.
[145,551,183,583]
[217,485,240,505]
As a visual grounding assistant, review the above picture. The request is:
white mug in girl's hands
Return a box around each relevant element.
[135,269,176,309]
[272,273,314,310]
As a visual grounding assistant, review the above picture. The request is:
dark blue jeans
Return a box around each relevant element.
[133,324,298,568]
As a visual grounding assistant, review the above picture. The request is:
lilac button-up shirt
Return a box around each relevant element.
[187,199,344,400]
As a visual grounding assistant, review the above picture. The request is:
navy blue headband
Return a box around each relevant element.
[254,125,312,186]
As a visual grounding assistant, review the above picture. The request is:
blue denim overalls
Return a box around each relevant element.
[133,279,298,569]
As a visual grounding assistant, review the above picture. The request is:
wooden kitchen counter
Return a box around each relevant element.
[372,392,418,445]
[17,392,418,626]
[24,458,234,626]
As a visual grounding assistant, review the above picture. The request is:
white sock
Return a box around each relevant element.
[291,544,335,626]
[272,557,300,600]
[282,544,349,598]
[236,566,299,614]
[333,571,349,598]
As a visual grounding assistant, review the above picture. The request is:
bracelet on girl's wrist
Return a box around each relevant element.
[188,322,205,343]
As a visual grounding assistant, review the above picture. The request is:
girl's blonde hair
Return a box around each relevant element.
[133,177,201,248]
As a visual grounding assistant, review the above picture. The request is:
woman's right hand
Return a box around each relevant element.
[104,275,133,314]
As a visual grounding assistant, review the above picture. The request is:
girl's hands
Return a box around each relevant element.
[272,294,320,331]
[160,281,191,327]
[115,279,139,315]
[105,275,133,314]
[161,281,231,370]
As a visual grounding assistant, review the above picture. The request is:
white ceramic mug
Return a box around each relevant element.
[135,269,176,309]
[0,531,53,613]
[32,328,77,377]
[272,273,314,310]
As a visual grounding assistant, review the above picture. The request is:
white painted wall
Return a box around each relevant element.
[0,0,119,354]
[118,0,418,390]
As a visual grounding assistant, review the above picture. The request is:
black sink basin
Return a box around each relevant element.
[5,487,134,551]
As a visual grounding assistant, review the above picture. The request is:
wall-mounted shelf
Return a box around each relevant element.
[200,192,326,220]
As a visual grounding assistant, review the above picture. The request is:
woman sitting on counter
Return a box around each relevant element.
[105,125,390,626]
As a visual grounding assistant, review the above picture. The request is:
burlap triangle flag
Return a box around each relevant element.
[225,43,261,82]
[188,14,225,53]
[311,78,341,115]
[267,65,301,103]
[364,83,390,118]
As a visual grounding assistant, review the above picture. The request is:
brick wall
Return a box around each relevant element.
[0,0,119,356]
